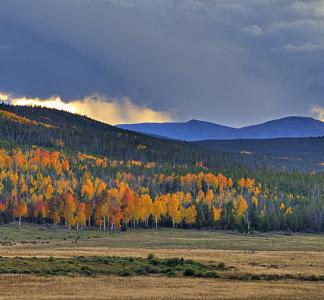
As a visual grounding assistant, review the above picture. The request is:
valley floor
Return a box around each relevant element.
[1,224,324,299]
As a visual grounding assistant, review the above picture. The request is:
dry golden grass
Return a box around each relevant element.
[1,226,324,299]
[0,275,323,300]
[1,244,324,276]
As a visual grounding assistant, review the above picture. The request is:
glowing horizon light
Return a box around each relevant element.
[311,106,324,122]
[0,92,171,125]
[12,97,77,114]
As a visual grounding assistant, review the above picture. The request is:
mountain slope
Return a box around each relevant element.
[118,116,324,141]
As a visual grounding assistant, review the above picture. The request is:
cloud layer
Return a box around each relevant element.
[1,93,171,124]
[0,0,323,126]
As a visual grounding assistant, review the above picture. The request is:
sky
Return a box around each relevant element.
[0,0,323,126]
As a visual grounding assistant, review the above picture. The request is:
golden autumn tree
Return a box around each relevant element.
[152,199,163,229]
[139,194,152,227]
[76,202,86,230]
[168,194,180,228]
[13,200,28,229]
[213,207,221,222]
[184,205,197,227]
[63,193,77,230]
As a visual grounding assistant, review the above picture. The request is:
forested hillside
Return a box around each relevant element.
[198,137,324,161]
[197,137,324,173]
[0,104,323,232]
[0,103,224,166]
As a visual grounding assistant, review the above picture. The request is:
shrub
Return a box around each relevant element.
[150,258,160,266]
[204,271,219,278]
[166,257,183,266]
[217,262,225,269]
[148,253,155,260]
[183,268,196,277]
[144,265,159,274]
[119,269,132,277]
[251,274,261,281]
[166,270,177,277]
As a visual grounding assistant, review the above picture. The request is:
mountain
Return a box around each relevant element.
[118,116,324,141]
[118,119,234,141]
[237,116,324,139]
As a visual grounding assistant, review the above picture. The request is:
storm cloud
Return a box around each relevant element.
[0,0,323,126]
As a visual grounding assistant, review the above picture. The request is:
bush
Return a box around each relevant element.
[166,257,183,266]
[217,262,225,269]
[183,268,196,277]
[150,258,160,266]
[166,270,177,277]
[251,274,261,281]
[119,269,132,277]
[204,271,219,278]
[144,265,159,274]
[308,275,320,281]
[148,253,155,260]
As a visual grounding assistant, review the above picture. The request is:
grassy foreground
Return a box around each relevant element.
[1,224,324,299]
[1,275,324,300]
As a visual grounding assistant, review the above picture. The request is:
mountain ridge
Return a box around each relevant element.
[117,116,324,141]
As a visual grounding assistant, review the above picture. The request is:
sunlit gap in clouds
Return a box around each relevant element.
[311,106,324,122]
[0,93,171,125]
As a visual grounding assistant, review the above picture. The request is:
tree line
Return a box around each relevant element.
[0,147,323,232]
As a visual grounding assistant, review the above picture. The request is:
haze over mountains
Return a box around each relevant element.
[118,116,324,141]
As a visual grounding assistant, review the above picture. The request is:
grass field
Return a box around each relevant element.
[1,224,324,299]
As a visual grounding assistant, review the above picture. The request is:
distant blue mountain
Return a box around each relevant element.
[117,116,324,141]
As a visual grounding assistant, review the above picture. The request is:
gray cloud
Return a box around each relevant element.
[274,42,324,52]
[243,25,264,37]
[0,0,323,126]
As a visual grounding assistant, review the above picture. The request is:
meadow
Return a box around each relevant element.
[0,224,324,299]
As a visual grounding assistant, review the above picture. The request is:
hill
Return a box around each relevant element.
[118,117,324,141]
[0,103,323,173]
[0,103,228,167]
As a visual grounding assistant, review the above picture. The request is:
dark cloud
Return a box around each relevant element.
[0,0,323,126]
